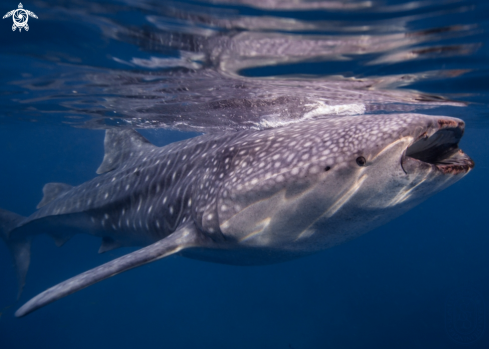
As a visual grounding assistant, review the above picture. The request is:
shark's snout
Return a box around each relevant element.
[401,117,474,175]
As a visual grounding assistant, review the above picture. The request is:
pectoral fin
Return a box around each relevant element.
[16,224,208,317]
[98,236,122,254]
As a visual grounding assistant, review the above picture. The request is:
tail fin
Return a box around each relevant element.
[0,208,31,298]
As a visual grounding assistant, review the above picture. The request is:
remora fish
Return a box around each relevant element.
[0,113,474,317]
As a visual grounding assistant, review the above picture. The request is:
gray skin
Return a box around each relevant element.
[0,113,474,317]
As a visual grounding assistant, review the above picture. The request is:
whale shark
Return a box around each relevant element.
[0,113,474,317]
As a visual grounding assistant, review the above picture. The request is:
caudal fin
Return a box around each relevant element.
[0,208,31,298]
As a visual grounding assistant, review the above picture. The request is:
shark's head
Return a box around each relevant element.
[209,113,473,259]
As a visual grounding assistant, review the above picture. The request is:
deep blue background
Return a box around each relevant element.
[1,0,489,348]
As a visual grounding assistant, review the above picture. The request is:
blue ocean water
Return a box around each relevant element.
[1,0,489,348]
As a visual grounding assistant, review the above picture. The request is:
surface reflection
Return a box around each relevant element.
[1,0,485,130]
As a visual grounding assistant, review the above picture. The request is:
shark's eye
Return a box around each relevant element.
[356,156,366,166]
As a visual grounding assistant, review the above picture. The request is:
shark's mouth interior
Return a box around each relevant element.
[404,126,474,174]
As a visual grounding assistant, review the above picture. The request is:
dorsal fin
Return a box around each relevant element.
[37,183,73,209]
[96,129,154,174]
[98,236,122,254]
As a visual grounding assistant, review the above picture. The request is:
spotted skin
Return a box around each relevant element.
[21,114,432,246]
[17,127,278,244]
[1,113,474,316]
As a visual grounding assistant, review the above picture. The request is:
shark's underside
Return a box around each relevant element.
[0,113,474,317]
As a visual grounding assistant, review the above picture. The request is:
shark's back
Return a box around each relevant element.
[15,130,244,246]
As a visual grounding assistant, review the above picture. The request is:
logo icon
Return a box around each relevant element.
[3,3,38,32]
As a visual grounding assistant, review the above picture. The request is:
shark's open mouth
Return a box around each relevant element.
[403,119,474,174]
